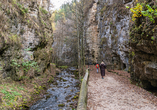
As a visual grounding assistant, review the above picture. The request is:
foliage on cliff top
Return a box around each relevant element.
[129,0,157,43]
[130,3,143,21]
[130,2,157,23]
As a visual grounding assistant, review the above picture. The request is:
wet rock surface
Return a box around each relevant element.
[29,69,80,110]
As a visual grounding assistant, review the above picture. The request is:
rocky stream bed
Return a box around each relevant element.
[29,68,80,110]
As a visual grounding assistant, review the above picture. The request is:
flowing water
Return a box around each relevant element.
[29,68,80,110]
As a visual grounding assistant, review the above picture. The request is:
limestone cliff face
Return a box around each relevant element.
[0,0,53,80]
[96,0,132,69]
[85,0,132,67]
[85,2,99,64]
[85,0,157,88]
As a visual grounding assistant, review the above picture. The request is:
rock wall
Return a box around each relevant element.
[97,0,133,69]
[85,0,157,88]
[85,0,132,68]
[84,1,99,64]
[0,0,53,80]
[129,0,157,88]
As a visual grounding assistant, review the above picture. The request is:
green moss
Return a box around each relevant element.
[17,3,29,15]
[110,21,113,25]
[131,51,135,57]
[73,95,78,99]
[58,66,68,69]
[58,104,65,107]
[51,63,56,66]
[40,7,48,14]
[63,79,67,82]
[47,77,54,83]
[53,82,58,85]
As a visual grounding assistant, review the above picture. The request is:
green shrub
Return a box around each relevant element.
[11,59,40,73]
[141,4,157,23]
[17,3,29,15]
[130,3,157,23]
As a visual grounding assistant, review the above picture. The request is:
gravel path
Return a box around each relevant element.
[87,66,157,110]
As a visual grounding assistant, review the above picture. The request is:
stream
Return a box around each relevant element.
[29,67,80,110]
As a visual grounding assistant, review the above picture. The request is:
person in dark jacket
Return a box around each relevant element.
[100,61,106,79]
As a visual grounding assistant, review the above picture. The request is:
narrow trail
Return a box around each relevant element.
[87,66,157,110]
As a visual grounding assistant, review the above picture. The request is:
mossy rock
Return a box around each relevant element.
[42,85,47,90]
[22,104,29,109]
[67,100,71,102]
[58,66,68,69]
[48,77,54,83]
[59,77,63,81]
[63,79,67,82]
[73,95,78,99]
[65,95,72,100]
[53,82,58,85]
[73,71,79,77]
[64,85,70,88]
[46,95,51,100]
[58,104,65,107]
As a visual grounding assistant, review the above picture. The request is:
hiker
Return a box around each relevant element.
[100,60,106,79]
[95,63,99,73]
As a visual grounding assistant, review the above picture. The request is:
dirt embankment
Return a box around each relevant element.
[0,66,56,110]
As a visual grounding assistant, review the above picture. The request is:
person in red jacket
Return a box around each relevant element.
[95,63,99,73]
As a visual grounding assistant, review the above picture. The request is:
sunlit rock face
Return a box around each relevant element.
[89,0,157,89]
[0,0,53,80]
[85,2,99,64]
[85,0,132,68]
[84,0,135,71]
[21,0,51,60]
